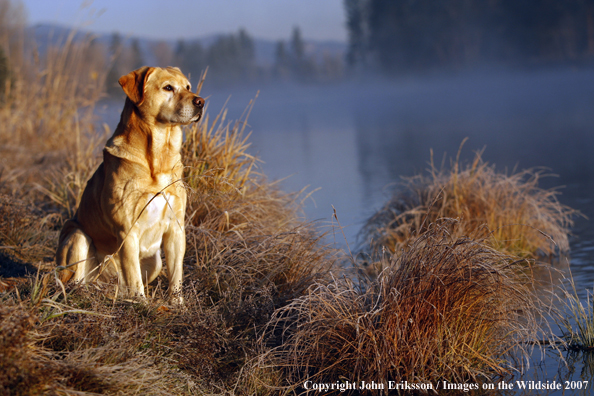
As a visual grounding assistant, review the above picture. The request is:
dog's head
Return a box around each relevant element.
[119,66,205,125]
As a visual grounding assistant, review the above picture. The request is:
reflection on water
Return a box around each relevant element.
[99,68,594,392]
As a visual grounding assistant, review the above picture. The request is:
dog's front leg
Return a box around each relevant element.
[163,224,185,304]
[117,234,145,298]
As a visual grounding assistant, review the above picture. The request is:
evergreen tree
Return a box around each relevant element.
[175,39,186,66]
[290,26,307,78]
[344,0,367,68]
[0,46,8,101]
[238,28,255,65]
[290,26,305,62]
[204,29,258,83]
[151,41,173,68]
[185,41,205,81]
[109,32,123,58]
[346,0,594,74]
[106,32,124,94]
[274,40,290,78]
[207,35,240,80]
[130,38,144,70]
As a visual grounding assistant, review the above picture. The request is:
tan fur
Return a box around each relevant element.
[56,66,204,303]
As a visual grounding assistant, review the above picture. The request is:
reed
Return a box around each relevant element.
[556,276,594,351]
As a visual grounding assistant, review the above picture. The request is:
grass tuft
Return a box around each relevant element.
[0,193,59,266]
[0,295,182,396]
[360,146,577,263]
[556,276,594,351]
[263,220,544,393]
[181,77,335,311]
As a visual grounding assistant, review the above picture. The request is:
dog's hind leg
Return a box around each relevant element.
[56,220,98,284]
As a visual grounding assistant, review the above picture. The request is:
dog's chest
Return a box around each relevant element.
[146,193,172,223]
[137,189,177,257]
[141,174,176,225]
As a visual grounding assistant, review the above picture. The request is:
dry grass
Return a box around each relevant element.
[0,226,334,395]
[360,145,577,263]
[0,18,335,393]
[0,194,59,266]
[0,60,565,396]
[0,293,165,396]
[0,12,107,204]
[0,2,575,393]
[555,275,594,351]
[262,220,545,394]
[181,74,335,310]
[0,6,107,271]
[182,79,298,237]
[0,280,199,395]
[0,41,571,396]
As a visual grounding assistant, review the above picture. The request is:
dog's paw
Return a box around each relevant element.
[168,291,184,306]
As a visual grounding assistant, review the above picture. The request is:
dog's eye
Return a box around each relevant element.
[163,85,174,92]
[186,85,190,91]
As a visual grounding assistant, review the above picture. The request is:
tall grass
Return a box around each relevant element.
[1,94,336,393]
[0,4,108,269]
[556,275,594,351]
[181,77,335,309]
[0,281,200,395]
[0,14,336,392]
[0,194,58,266]
[0,10,107,206]
[263,220,545,393]
[360,146,577,262]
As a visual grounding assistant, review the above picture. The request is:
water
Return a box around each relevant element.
[98,68,594,393]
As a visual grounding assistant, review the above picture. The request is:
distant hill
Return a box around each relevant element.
[26,23,346,67]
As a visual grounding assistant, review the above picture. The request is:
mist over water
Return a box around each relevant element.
[198,68,594,245]
[99,67,594,392]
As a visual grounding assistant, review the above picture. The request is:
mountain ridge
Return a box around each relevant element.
[27,22,346,67]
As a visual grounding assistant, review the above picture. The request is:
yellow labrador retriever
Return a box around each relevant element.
[56,66,204,302]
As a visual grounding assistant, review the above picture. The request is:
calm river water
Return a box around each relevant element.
[100,68,594,394]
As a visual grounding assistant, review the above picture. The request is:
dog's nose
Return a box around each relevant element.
[193,96,205,109]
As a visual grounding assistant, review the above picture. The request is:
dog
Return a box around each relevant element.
[56,66,204,303]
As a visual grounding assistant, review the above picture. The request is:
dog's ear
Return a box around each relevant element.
[119,66,154,105]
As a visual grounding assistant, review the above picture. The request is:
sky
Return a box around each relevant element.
[21,0,347,42]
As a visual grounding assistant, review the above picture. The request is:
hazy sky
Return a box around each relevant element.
[21,0,347,42]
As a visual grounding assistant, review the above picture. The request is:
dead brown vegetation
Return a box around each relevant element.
[0,16,335,393]
[263,221,545,394]
[360,146,577,263]
[0,2,573,393]
[0,1,107,206]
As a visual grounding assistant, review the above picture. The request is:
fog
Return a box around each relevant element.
[172,69,588,249]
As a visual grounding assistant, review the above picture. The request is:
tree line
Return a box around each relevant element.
[106,26,343,94]
[345,0,594,74]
